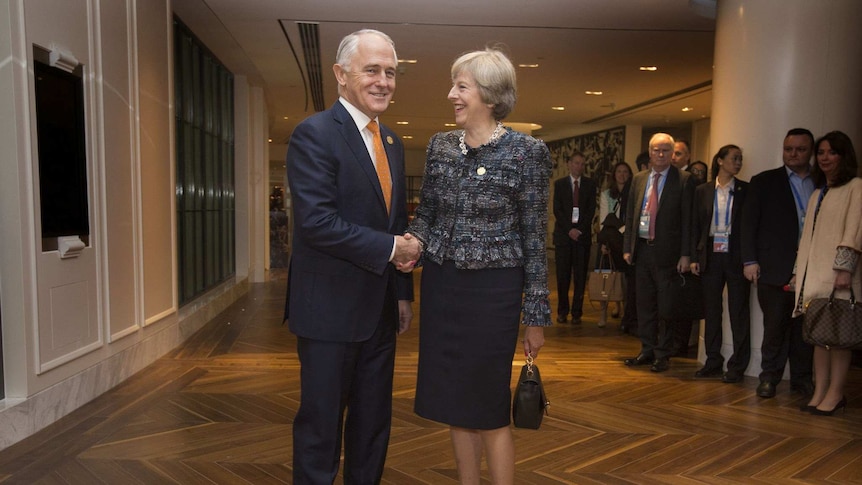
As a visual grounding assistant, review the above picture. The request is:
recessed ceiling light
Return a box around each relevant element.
[639,66,658,71]
[518,63,539,68]
[681,107,693,112]
[444,123,457,127]
[283,116,289,120]
[390,100,395,104]
[402,135,413,139]
[268,138,272,143]
[398,59,418,64]
[551,106,565,111]
[585,91,603,95]
[396,121,409,125]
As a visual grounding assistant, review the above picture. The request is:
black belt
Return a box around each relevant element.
[638,237,656,246]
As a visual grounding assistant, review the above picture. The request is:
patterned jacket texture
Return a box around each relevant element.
[408,128,553,326]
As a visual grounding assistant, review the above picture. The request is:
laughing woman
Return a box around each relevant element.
[406,48,552,484]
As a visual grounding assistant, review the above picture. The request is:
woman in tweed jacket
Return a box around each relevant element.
[407,47,552,484]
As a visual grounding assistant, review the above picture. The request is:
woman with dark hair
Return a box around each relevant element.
[597,161,633,327]
[407,47,552,482]
[794,130,862,415]
[690,144,751,383]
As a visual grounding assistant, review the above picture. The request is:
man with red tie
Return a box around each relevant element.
[553,152,597,324]
[622,133,696,372]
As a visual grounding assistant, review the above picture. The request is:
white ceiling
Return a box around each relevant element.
[173,0,717,151]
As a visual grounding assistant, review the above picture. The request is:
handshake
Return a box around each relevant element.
[393,233,422,273]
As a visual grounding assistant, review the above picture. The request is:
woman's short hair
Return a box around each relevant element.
[710,144,740,179]
[451,48,517,120]
[812,131,858,187]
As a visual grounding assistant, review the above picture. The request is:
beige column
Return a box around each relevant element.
[707,0,862,377]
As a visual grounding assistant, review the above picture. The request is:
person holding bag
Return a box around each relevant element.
[793,131,862,416]
[407,47,552,484]
[596,162,633,328]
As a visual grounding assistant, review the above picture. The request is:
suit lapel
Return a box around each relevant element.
[332,103,389,214]
[704,184,715,228]
[731,178,744,225]
[657,166,678,212]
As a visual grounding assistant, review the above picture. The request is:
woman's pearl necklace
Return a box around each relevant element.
[459,121,503,155]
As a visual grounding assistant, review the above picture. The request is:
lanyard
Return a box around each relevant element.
[788,179,807,221]
[713,188,733,230]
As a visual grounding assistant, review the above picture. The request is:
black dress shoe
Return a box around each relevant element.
[556,315,567,324]
[756,381,776,398]
[624,354,653,366]
[694,366,723,378]
[571,316,582,325]
[650,357,670,373]
[721,370,743,383]
[791,381,815,397]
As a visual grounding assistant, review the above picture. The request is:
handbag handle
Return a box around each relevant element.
[598,251,616,272]
[828,287,857,307]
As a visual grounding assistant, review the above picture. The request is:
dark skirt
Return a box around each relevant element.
[414,260,524,429]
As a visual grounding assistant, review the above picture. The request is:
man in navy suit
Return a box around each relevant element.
[741,128,815,399]
[553,152,597,324]
[285,29,418,484]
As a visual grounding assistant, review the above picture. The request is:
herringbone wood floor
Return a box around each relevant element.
[2,268,861,484]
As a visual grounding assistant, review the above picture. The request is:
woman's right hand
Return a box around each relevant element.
[523,326,544,357]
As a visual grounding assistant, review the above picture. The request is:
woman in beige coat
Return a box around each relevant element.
[793,131,862,415]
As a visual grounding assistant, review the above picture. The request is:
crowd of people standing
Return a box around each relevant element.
[282,27,859,484]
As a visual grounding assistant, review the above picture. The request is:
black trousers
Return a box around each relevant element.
[555,241,590,318]
[757,283,813,385]
[701,251,751,373]
[292,289,397,485]
[634,239,674,359]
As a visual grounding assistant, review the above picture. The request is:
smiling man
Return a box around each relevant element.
[285,29,419,484]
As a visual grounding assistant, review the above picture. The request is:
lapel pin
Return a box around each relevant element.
[386,136,394,145]
[477,167,486,175]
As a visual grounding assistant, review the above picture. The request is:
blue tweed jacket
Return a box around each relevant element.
[408,128,552,326]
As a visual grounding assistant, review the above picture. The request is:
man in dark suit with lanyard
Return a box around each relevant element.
[553,151,597,324]
[622,133,695,372]
[285,29,418,484]
[741,128,815,399]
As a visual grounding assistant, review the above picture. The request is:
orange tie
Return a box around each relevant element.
[367,120,392,213]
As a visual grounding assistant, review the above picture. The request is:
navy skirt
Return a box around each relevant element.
[414,260,524,429]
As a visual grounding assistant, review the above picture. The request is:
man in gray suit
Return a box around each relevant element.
[622,133,696,372]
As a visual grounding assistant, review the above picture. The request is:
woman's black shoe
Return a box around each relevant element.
[810,397,847,416]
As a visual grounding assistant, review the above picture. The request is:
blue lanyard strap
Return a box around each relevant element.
[788,179,807,219]
[713,188,733,229]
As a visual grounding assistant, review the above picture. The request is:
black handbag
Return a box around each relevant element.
[803,288,862,349]
[512,355,549,429]
[658,272,704,321]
